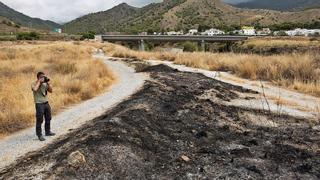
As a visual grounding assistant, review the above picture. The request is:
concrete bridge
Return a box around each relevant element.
[97,35,248,51]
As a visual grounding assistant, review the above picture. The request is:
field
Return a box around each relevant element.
[103,42,320,97]
[2,62,319,179]
[0,42,116,136]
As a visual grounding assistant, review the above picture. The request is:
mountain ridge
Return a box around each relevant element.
[64,0,320,34]
[0,1,60,30]
[233,0,320,11]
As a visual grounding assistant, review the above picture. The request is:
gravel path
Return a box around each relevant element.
[0,54,148,170]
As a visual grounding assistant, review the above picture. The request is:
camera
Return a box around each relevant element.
[43,76,50,83]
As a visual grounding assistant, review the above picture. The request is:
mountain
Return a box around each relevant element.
[64,0,188,34]
[63,3,139,34]
[233,0,320,11]
[0,1,60,30]
[0,16,23,33]
[64,0,320,34]
[0,16,47,34]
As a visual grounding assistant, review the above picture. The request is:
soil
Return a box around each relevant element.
[0,62,319,180]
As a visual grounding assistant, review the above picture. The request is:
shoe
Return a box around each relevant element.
[45,132,56,136]
[38,135,46,141]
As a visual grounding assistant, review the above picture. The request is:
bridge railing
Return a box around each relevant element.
[100,35,248,42]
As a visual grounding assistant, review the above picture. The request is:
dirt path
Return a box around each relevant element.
[148,60,320,120]
[0,54,148,170]
[1,60,319,179]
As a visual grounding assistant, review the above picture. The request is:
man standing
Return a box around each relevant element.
[31,72,55,141]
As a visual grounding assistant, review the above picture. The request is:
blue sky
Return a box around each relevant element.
[1,0,251,23]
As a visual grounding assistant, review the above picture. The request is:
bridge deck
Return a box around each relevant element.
[101,35,248,42]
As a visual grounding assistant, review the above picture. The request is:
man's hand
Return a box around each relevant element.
[47,81,53,93]
[32,78,43,92]
[39,77,45,83]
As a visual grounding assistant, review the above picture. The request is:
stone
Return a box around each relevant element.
[68,151,86,168]
[312,125,320,131]
[181,155,190,162]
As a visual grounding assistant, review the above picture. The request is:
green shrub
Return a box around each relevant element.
[80,31,95,40]
[16,32,40,40]
[183,41,198,52]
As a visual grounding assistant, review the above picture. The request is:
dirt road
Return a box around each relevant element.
[0,59,319,179]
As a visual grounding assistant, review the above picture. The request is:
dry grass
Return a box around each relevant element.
[244,37,320,48]
[0,42,116,135]
[104,43,177,61]
[104,43,320,97]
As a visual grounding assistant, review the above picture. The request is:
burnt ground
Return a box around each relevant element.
[1,63,320,179]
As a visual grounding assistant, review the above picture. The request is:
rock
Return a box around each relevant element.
[312,125,320,131]
[181,155,190,162]
[68,151,86,168]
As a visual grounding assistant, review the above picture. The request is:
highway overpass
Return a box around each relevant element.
[97,35,248,51]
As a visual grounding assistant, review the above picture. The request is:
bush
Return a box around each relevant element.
[277,31,288,36]
[80,31,96,40]
[183,41,198,52]
[16,32,40,40]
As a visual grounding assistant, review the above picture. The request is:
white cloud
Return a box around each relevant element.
[1,0,162,23]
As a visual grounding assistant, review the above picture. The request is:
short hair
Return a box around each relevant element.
[37,72,45,78]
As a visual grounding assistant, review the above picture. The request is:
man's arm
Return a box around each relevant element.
[47,82,53,93]
[32,79,42,92]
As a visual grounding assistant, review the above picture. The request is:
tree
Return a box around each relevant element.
[80,31,96,40]
[183,41,198,52]
[16,32,40,40]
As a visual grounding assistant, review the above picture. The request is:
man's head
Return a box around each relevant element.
[37,72,45,80]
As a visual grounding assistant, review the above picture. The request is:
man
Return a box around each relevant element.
[31,72,55,141]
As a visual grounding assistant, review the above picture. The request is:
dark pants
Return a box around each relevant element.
[35,102,52,136]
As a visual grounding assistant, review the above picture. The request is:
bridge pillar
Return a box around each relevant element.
[139,39,145,51]
[201,40,206,52]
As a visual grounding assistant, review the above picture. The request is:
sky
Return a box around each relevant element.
[1,0,162,23]
[1,0,251,23]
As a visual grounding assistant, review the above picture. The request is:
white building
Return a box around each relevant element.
[257,28,271,35]
[285,28,320,36]
[201,28,225,36]
[188,29,198,35]
[53,28,62,33]
[242,26,256,36]
[166,31,183,35]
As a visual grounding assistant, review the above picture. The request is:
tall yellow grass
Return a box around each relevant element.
[103,43,320,97]
[0,42,116,135]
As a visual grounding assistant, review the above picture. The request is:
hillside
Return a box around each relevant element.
[0,16,42,34]
[64,3,139,34]
[160,0,320,30]
[64,0,187,34]
[233,0,320,11]
[0,16,20,34]
[0,1,60,30]
[64,0,320,34]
